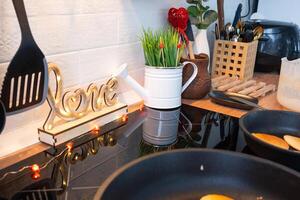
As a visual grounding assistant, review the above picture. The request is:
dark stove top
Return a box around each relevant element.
[0,104,254,200]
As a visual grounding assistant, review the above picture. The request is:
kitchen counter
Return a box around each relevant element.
[183,73,287,118]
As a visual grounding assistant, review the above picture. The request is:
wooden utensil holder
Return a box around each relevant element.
[212,40,258,80]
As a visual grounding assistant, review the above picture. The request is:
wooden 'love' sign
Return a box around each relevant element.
[38,63,128,146]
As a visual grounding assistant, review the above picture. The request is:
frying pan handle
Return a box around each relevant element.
[12,0,34,41]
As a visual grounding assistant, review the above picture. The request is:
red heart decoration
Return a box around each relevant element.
[168,7,189,43]
[168,7,189,31]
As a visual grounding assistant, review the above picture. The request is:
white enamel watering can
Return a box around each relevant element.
[114,62,198,109]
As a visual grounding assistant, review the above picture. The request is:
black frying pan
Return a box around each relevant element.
[240,110,300,171]
[94,149,300,200]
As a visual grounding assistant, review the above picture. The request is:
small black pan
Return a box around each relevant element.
[240,110,300,171]
[209,90,259,110]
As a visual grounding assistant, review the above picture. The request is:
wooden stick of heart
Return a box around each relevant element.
[186,19,195,60]
[187,43,195,59]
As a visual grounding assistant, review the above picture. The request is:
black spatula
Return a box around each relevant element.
[1,0,48,115]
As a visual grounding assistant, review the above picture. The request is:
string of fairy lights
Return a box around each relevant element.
[0,142,73,182]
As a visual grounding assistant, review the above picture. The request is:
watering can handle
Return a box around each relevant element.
[182,61,198,93]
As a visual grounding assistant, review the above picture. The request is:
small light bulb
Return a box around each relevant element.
[121,114,128,122]
[139,105,144,111]
[31,164,40,173]
[92,125,100,134]
[31,172,41,180]
[47,125,53,130]
[66,142,73,152]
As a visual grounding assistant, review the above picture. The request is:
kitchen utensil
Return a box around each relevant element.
[215,23,220,40]
[0,100,6,134]
[209,90,259,110]
[231,35,239,42]
[94,149,300,200]
[220,30,227,40]
[232,3,242,28]
[185,19,195,60]
[242,29,254,42]
[228,95,264,110]
[225,23,234,40]
[253,25,264,40]
[1,0,48,115]
[240,110,300,171]
[236,20,245,32]
[217,0,225,33]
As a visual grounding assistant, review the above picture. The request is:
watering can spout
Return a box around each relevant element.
[113,63,148,99]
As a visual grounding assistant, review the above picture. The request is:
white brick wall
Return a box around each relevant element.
[0,0,248,157]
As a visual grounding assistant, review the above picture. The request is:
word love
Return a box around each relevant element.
[44,63,118,130]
